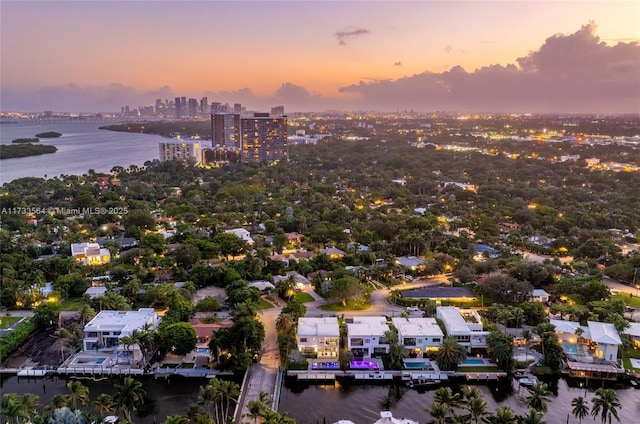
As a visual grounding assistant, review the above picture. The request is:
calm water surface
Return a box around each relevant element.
[0,121,167,184]
[0,374,205,423]
[278,378,640,423]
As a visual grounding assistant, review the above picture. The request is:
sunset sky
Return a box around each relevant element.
[1,1,639,113]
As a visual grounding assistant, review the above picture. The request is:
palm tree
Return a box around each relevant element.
[1,393,29,424]
[524,382,552,413]
[19,393,40,421]
[433,387,461,419]
[571,396,589,424]
[518,409,546,424]
[486,406,518,424]
[245,400,264,424]
[258,390,273,409]
[466,396,488,424]
[521,329,533,361]
[66,380,90,409]
[163,414,189,424]
[436,336,467,371]
[218,379,240,421]
[198,382,218,423]
[114,376,146,422]
[94,393,115,418]
[425,402,448,424]
[461,385,482,402]
[591,388,621,424]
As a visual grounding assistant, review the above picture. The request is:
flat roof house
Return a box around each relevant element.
[83,308,160,365]
[436,306,488,352]
[297,317,340,358]
[71,242,111,266]
[346,316,391,358]
[391,317,444,356]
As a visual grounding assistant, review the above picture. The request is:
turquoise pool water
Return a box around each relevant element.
[562,343,578,354]
[403,361,427,369]
[461,358,485,365]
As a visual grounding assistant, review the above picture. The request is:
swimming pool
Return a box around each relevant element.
[71,356,107,366]
[562,343,578,355]
[460,358,486,365]
[311,361,340,370]
[193,347,211,355]
[403,361,427,369]
[350,360,379,370]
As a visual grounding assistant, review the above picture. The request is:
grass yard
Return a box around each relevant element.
[293,292,315,303]
[612,293,640,307]
[0,316,22,329]
[257,298,275,310]
[58,297,87,311]
[320,299,371,311]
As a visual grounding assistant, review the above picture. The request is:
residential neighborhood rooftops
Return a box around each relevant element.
[84,308,159,332]
[347,316,389,337]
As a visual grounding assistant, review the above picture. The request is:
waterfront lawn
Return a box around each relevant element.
[293,292,315,303]
[58,297,87,311]
[0,316,21,329]
[257,298,275,310]
[320,300,371,311]
[457,366,499,372]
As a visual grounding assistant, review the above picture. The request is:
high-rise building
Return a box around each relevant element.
[200,97,209,118]
[188,98,198,118]
[159,141,202,165]
[233,103,242,114]
[240,113,288,163]
[175,97,183,119]
[211,113,241,149]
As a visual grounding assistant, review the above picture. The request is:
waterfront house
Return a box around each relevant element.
[82,308,160,364]
[550,319,622,362]
[436,306,488,352]
[391,317,444,356]
[297,317,340,358]
[71,242,110,265]
[346,316,391,358]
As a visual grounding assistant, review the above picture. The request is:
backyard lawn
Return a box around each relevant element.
[320,300,371,311]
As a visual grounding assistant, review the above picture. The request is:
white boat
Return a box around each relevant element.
[406,378,441,389]
[519,377,538,387]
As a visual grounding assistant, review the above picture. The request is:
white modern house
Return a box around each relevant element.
[346,316,391,358]
[82,308,160,364]
[436,306,488,352]
[391,317,444,356]
[297,317,340,358]
[71,242,111,266]
[550,319,622,362]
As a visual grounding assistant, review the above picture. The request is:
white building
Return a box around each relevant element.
[346,316,391,358]
[159,140,202,165]
[391,317,444,356]
[436,307,488,352]
[550,319,622,362]
[82,308,160,364]
[624,322,640,348]
[530,289,550,303]
[297,317,340,358]
[71,242,111,266]
[224,228,254,245]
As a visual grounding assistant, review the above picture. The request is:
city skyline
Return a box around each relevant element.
[1,1,639,113]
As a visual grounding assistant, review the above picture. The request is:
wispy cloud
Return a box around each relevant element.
[393,61,402,67]
[335,27,370,45]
